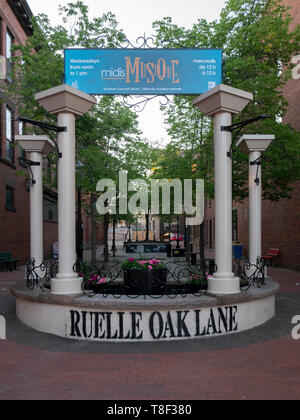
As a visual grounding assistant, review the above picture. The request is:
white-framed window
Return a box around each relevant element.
[6,29,13,81]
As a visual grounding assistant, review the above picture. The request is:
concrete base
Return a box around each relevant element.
[51,275,82,296]
[207,275,241,295]
[12,279,279,343]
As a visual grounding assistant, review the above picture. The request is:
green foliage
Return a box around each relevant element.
[153,0,300,202]
[3,1,158,262]
[5,1,156,202]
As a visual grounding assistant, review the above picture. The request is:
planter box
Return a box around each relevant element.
[123,268,168,295]
[186,283,207,293]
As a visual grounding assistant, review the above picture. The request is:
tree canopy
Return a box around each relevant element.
[4,0,300,211]
[153,0,300,201]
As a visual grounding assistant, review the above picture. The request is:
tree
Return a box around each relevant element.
[4,1,155,262]
[153,0,300,202]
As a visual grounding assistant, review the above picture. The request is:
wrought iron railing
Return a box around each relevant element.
[25,258,58,291]
[74,259,213,299]
[24,256,265,297]
[233,257,266,291]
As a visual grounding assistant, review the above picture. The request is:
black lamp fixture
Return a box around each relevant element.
[250,156,263,186]
[222,115,271,158]
[18,157,40,191]
[17,116,65,163]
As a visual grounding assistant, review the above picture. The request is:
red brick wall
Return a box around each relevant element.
[281,0,300,132]
[0,0,58,265]
[83,214,105,249]
[0,159,30,263]
[0,0,31,264]
[0,0,105,266]
[261,183,300,270]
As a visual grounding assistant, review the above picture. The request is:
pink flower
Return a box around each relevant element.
[128,258,135,262]
[97,278,107,284]
[148,265,153,270]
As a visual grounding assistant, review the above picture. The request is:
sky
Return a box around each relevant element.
[27,0,227,144]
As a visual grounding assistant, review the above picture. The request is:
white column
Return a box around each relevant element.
[53,112,79,293]
[249,150,262,268]
[30,151,44,266]
[212,111,238,293]
[35,85,96,295]
[237,135,275,277]
[193,84,253,295]
[16,136,54,269]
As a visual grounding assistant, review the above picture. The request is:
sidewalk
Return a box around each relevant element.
[0,266,300,400]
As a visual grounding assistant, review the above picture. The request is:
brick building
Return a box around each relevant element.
[0,0,104,265]
[193,0,300,270]
[0,0,35,264]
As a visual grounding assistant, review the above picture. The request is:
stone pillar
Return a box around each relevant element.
[237,135,274,275]
[16,136,54,267]
[193,85,253,295]
[35,85,96,295]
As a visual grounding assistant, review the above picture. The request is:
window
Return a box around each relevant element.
[6,186,16,212]
[6,106,14,162]
[6,30,13,81]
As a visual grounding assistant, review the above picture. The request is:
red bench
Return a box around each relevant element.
[262,248,280,267]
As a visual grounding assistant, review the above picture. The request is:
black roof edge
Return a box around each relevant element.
[7,0,34,36]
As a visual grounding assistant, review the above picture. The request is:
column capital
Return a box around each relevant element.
[35,84,97,116]
[15,135,54,155]
[192,84,253,117]
[237,134,275,154]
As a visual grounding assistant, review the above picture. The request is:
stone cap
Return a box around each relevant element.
[11,278,279,311]
[193,84,253,117]
[237,135,275,154]
[15,135,55,155]
[35,84,97,116]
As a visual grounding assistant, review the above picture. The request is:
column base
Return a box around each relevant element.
[51,274,82,295]
[207,275,241,295]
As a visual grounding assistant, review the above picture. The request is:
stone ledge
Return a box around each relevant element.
[11,279,279,312]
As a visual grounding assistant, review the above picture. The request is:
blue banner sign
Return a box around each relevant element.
[64,49,222,95]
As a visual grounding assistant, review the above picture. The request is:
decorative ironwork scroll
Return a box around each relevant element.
[74,259,212,299]
[25,258,58,291]
[115,34,198,50]
[233,257,266,291]
[122,95,174,113]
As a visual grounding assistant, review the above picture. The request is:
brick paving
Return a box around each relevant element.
[0,267,300,400]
